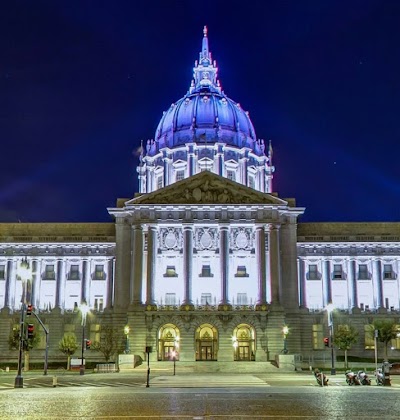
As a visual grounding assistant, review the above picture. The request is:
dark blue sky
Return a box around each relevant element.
[1,1,400,223]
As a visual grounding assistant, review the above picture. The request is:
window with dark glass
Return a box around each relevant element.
[0,265,5,280]
[383,264,394,279]
[68,265,80,280]
[200,265,213,277]
[333,264,343,279]
[164,266,178,277]
[93,265,105,280]
[235,266,249,277]
[307,264,319,280]
[227,170,235,181]
[358,264,369,280]
[248,176,255,189]
[157,176,163,189]
[43,265,55,280]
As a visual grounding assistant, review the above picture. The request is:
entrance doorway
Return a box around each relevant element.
[195,324,218,361]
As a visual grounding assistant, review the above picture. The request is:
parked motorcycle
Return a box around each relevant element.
[356,370,371,385]
[345,370,361,385]
[314,369,329,386]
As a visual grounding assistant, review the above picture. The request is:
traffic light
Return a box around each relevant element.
[85,339,92,350]
[27,324,34,339]
[324,337,330,347]
[26,304,33,316]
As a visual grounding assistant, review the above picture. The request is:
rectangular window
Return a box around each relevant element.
[308,264,319,280]
[237,293,248,305]
[68,265,80,280]
[235,266,249,277]
[358,264,369,280]
[333,264,343,279]
[200,265,213,277]
[176,170,185,182]
[248,176,255,189]
[164,266,178,277]
[43,265,55,280]
[227,170,235,181]
[94,297,104,311]
[312,324,324,350]
[383,264,394,279]
[157,176,163,189]
[364,325,375,349]
[165,293,176,305]
[93,265,105,280]
[201,293,212,305]
[0,265,5,280]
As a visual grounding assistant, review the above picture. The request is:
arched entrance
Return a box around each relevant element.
[195,324,218,361]
[232,324,255,361]
[158,324,180,361]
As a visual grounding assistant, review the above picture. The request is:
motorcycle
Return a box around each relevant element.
[345,370,361,385]
[314,369,329,386]
[357,370,371,385]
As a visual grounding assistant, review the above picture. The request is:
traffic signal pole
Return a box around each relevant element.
[31,311,49,376]
[14,303,26,388]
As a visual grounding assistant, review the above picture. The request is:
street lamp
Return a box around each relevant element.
[282,325,289,354]
[124,325,130,354]
[172,336,179,375]
[79,302,90,376]
[14,257,31,388]
[326,303,336,375]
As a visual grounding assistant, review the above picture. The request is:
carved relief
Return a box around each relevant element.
[230,227,253,251]
[158,227,183,251]
[195,228,219,250]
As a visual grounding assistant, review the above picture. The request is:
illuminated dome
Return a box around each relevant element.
[154,26,263,155]
[138,27,273,195]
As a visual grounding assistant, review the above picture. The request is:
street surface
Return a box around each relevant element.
[0,370,399,419]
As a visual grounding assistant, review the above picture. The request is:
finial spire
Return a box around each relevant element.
[190,26,221,93]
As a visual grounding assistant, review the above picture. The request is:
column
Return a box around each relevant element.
[372,259,383,309]
[268,224,281,304]
[322,259,331,306]
[218,224,229,306]
[188,145,195,177]
[106,258,115,309]
[347,259,354,309]
[81,259,91,304]
[4,259,15,309]
[298,258,307,308]
[146,225,157,305]
[30,260,37,306]
[55,259,65,310]
[131,224,144,306]
[183,224,193,305]
[279,220,299,309]
[255,225,267,305]
[114,218,132,310]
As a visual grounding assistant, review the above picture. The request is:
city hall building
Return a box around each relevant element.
[1,28,399,370]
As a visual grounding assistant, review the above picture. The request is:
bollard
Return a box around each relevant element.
[52,375,57,387]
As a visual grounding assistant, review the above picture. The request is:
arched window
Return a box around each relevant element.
[158,324,180,361]
[232,324,256,361]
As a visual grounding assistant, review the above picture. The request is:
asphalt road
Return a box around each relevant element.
[0,371,399,419]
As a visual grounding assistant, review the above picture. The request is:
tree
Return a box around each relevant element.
[371,319,399,360]
[8,322,40,371]
[333,324,359,368]
[91,326,125,362]
[59,334,79,370]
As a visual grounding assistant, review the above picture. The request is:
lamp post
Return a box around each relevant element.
[79,302,89,376]
[282,325,289,354]
[124,325,130,354]
[14,257,31,388]
[172,336,179,375]
[326,303,336,375]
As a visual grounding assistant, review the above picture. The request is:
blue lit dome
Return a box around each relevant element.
[154,27,264,156]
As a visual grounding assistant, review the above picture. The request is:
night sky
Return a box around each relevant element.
[2,1,400,223]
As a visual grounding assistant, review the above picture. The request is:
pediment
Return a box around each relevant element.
[126,171,287,206]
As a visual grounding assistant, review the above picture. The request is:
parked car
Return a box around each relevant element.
[389,362,400,375]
